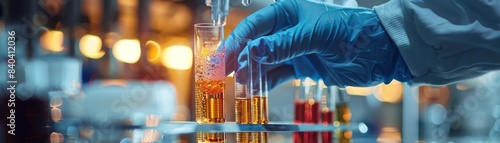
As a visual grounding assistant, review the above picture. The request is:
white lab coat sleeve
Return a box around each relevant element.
[374,0,500,85]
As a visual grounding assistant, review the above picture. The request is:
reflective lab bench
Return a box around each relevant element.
[51,121,361,143]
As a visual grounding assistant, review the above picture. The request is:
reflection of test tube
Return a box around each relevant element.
[194,23,226,124]
[252,132,269,143]
[197,132,226,143]
[236,132,252,143]
[321,84,337,143]
[237,132,268,143]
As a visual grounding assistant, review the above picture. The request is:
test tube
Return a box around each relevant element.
[302,78,320,143]
[236,132,252,143]
[234,39,268,125]
[252,63,269,124]
[197,132,226,143]
[242,0,252,6]
[293,79,304,143]
[235,39,252,124]
[194,23,226,124]
[336,89,352,143]
[321,84,337,143]
[252,132,269,143]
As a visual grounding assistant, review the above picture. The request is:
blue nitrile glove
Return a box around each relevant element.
[225,0,412,88]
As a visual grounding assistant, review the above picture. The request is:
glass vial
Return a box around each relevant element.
[235,39,252,124]
[336,89,352,143]
[234,39,268,125]
[322,84,337,143]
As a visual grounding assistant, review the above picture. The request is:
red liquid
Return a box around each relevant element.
[293,100,305,143]
[294,100,305,123]
[303,100,320,143]
[304,100,320,123]
[321,111,334,143]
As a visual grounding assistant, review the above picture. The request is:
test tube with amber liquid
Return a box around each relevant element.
[234,39,252,124]
[236,132,252,143]
[196,132,225,143]
[194,23,226,124]
[252,132,269,143]
[321,85,337,143]
[252,63,269,124]
[336,89,352,143]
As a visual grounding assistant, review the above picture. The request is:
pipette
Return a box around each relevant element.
[205,0,229,25]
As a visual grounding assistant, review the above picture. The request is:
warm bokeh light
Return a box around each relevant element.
[374,80,403,103]
[161,45,193,70]
[456,83,471,90]
[104,32,120,48]
[293,79,301,87]
[170,112,187,121]
[149,1,192,34]
[112,39,141,64]
[50,95,63,108]
[376,127,402,143]
[145,114,161,127]
[346,86,372,96]
[418,86,450,108]
[146,40,162,62]
[79,34,105,59]
[141,129,161,143]
[79,126,94,139]
[40,30,64,52]
[101,79,128,87]
[50,132,64,143]
[51,108,62,122]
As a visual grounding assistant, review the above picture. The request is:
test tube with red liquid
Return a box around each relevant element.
[321,84,337,143]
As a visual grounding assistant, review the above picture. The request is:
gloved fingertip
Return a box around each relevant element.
[247,38,269,63]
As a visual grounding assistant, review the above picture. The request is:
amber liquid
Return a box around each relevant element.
[195,79,226,123]
[252,96,268,124]
[236,132,252,143]
[336,104,352,143]
[321,109,334,143]
[197,132,225,143]
[303,99,320,143]
[235,98,251,124]
[293,100,305,143]
[252,132,268,143]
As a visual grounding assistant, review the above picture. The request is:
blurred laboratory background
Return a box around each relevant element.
[1,0,500,143]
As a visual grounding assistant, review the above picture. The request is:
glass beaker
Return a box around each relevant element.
[194,23,226,124]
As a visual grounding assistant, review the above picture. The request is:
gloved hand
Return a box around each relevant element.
[225,0,412,88]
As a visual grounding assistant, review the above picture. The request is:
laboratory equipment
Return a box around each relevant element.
[336,89,352,143]
[234,39,269,124]
[234,39,252,124]
[194,23,226,124]
[303,78,320,143]
[197,132,226,143]
[293,79,305,143]
[237,132,252,143]
[293,78,321,143]
[205,0,229,25]
[252,63,269,124]
[252,132,269,143]
[322,84,337,143]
